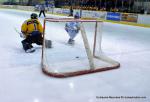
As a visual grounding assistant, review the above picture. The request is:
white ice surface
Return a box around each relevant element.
[0,9,150,102]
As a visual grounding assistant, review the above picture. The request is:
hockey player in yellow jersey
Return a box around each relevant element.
[21,13,43,37]
[21,13,51,53]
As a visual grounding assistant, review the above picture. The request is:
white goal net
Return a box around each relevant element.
[41,18,120,78]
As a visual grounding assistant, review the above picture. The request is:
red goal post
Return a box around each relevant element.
[41,18,120,78]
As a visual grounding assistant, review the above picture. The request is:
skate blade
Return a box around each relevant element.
[25,48,35,53]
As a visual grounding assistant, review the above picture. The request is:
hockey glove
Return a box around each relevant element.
[20,32,25,38]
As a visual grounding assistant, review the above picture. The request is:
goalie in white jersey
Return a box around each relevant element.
[65,12,80,44]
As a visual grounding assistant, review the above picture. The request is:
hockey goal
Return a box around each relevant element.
[41,18,120,78]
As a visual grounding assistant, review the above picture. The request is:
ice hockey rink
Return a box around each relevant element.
[0,8,150,102]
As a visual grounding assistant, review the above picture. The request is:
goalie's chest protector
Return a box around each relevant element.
[67,22,78,30]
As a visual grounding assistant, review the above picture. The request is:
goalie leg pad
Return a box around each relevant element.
[68,30,78,39]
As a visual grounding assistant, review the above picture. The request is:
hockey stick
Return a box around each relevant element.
[14,27,25,38]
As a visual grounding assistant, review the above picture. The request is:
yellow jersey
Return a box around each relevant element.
[21,19,43,37]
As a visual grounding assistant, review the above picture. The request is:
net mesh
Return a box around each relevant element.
[41,18,120,78]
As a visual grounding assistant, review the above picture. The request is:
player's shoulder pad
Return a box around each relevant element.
[23,19,31,24]
[26,19,39,25]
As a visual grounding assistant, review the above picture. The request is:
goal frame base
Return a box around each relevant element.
[42,64,120,78]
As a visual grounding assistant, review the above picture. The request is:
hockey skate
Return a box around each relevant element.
[25,47,35,53]
[22,41,35,53]
[68,38,75,45]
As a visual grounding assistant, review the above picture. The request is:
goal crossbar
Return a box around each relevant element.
[44,18,100,22]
